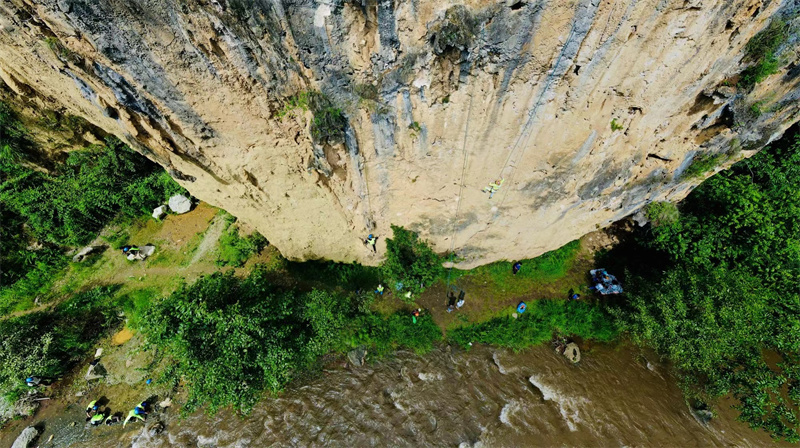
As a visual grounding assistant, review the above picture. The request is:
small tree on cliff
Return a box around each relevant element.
[382,225,443,298]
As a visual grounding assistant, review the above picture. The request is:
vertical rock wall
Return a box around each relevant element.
[0,0,798,266]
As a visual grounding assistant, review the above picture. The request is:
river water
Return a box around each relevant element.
[44,343,778,447]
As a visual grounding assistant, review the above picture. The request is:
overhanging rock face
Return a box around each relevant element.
[0,0,798,267]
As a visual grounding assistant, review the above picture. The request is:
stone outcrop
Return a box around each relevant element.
[0,0,798,267]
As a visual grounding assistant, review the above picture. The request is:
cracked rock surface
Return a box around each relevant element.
[0,0,798,267]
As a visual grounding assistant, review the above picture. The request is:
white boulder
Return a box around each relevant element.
[168,194,192,214]
[152,205,167,220]
[11,426,39,448]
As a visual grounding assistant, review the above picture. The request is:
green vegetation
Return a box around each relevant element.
[383,225,444,298]
[348,311,442,357]
[739,19,788,89]
[612,129,800,442]
[409,121,422,133]
[610,118,623,131]
[644,201,679,227]
[681,151,725,179]
[216,214,268,267]
[450,299,617,351]
[43,36,77,61]
[141,267,442,414]
[277,91,312,118]
[432,5,476,55]
[277,91,346,145]
[454,240,580,297]
[0,101,185,313]
[142,269,349,413]
[0,286,118,401]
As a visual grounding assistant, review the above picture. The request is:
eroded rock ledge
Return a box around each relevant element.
[0,0,798,267]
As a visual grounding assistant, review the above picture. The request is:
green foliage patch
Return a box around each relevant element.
[681,151,725,179]
[614,129,800,442]
[739,19,789,89]
[141,269,351,413]
[382,225,444,298]
[455,240,580,296]
[278,91,347,145]
[216,215,268,267]
[431,5,476,55]
[0,101,186,313]
[0,286,118,400]
[348,311,442,357]
[644,201,679,227]
[449,299,618,351]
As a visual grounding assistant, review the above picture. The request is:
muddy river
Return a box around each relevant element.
[9,342,783,447]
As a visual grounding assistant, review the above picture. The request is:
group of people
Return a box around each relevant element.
[85,399,148,428]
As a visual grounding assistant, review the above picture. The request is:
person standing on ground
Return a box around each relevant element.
[25,376,42,387]
[412,309,420,324]
[375,284,384,295]
[512,262,522,275]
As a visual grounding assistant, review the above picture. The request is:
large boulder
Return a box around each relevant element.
[72,246,98,263]
[11,426,39,448]
[347,346,368,366]
[139,245,156,257]
[563,343,581,364]
[152,205,167,220]
[168,195,192,214]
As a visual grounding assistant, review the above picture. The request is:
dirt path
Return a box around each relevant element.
[373,225,629,333]
[190,214,227,265]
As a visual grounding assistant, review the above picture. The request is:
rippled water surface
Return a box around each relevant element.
[16,344,782,447]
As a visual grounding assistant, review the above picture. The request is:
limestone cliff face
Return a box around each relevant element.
[1,0,799,266]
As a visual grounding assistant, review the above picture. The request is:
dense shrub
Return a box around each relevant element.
[0,287,117,400]
[615,130,800,441]
[216,215,268,267]
[382,225,444,297]
[644,201,679,227]
[449,299,618,351]
[278,91,346,145]
[141,268,350,413]
[0,139,185,247]
[348,311,442,356]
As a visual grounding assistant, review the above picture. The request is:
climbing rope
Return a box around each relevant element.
[490,19,580,216]
[444,88,476,295]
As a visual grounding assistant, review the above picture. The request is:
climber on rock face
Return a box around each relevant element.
[365,234,377,253]
[482,178,504,199]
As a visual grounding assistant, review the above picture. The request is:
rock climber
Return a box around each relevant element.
[86,400,99,417]
[364,235,377,253]
[123,408,146,427]
[375,284,385,295]
[482,178,504,199]
[512,262,522,275]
